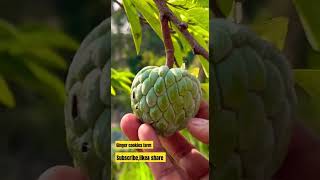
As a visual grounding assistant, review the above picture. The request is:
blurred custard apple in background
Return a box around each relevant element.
[130,65,202,136]
[64,18,110,180]
[211,19,297,180]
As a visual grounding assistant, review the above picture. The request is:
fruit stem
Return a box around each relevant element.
[160,13,175,68]
[153,0,209,61]
[234,0,243,24]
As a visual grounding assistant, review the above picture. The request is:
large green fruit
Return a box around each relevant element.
[64,18,110,180]
[130,66,202,136]
[211,19,297,180]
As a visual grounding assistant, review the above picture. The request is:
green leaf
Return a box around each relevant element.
[26,47,67,70]
[199,56,209,78]
[171,35,185,65]
[24,61,65,103]
[251,17,288,50]
[294,69,320,101]
[123,0,142,54]
[132,0,185,63]
[168,0,208,8]
[296,91,320,134]
[132,0,162,38]
[19,24,79,50]
[0,75,15,108]
[111,68,134,95]
[189,67,200,77]
[119,81,131,94]
[293,0,320,52]
[132,0,209,65]
[111,86,116,96]
[169,4,209,63]
[0,19,19,38]
[306,47,320,69]
[0,54,65,104]
[201,83,209,101]
[185,8,209,31]
[193,0,209,8]
[217,0,234,17]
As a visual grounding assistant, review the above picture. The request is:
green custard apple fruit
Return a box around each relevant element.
[64,18,110,180]
[130,66,202,136]
[211,19,297,180]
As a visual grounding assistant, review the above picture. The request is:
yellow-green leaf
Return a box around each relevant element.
[293,0,320,52]
[251,17,288,50]
[123,0,142,54]
[201,83,209,101]
[111,86,116,96]
[24,61,65,103]
[0,75,15,108]
[189,67,200,78]
[217,0,234,16]
[199,56,209,78]
[294,69,320,100]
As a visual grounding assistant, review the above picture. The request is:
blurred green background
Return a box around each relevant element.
[0,0,107,179]
[1,0,320,179]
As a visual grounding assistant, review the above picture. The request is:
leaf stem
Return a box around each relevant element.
[153,0,209,62]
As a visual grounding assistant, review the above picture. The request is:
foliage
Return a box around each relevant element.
[122,0,209,75]
[111,68,135,96]
[0,19,79,107]
[251,17,288,50]
[293,0,320,52]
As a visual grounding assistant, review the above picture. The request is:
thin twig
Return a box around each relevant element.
[153,0,209,61]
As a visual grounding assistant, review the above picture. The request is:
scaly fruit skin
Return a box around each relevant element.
[64,18,110,180]
[130,66,202,136]
[211,19,297,180]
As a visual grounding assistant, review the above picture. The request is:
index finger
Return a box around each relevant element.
[159,133,209,179]
[138,124,188,180]
[196,101,209,120]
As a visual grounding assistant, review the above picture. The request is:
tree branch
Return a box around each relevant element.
[153,0,209,61]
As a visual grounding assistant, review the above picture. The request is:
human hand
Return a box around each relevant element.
[37,101,208,180]
[38,101,320,180]
[274,121,320,180]
[120,101,209,180]
[38,166,88,180]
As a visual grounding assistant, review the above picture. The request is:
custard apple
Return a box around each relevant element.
[64,18,110,180]
[211,19,297,180]
[130,66,202,136]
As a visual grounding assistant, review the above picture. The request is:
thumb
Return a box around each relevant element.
[187,118,209,144]
[38,166,88,180]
